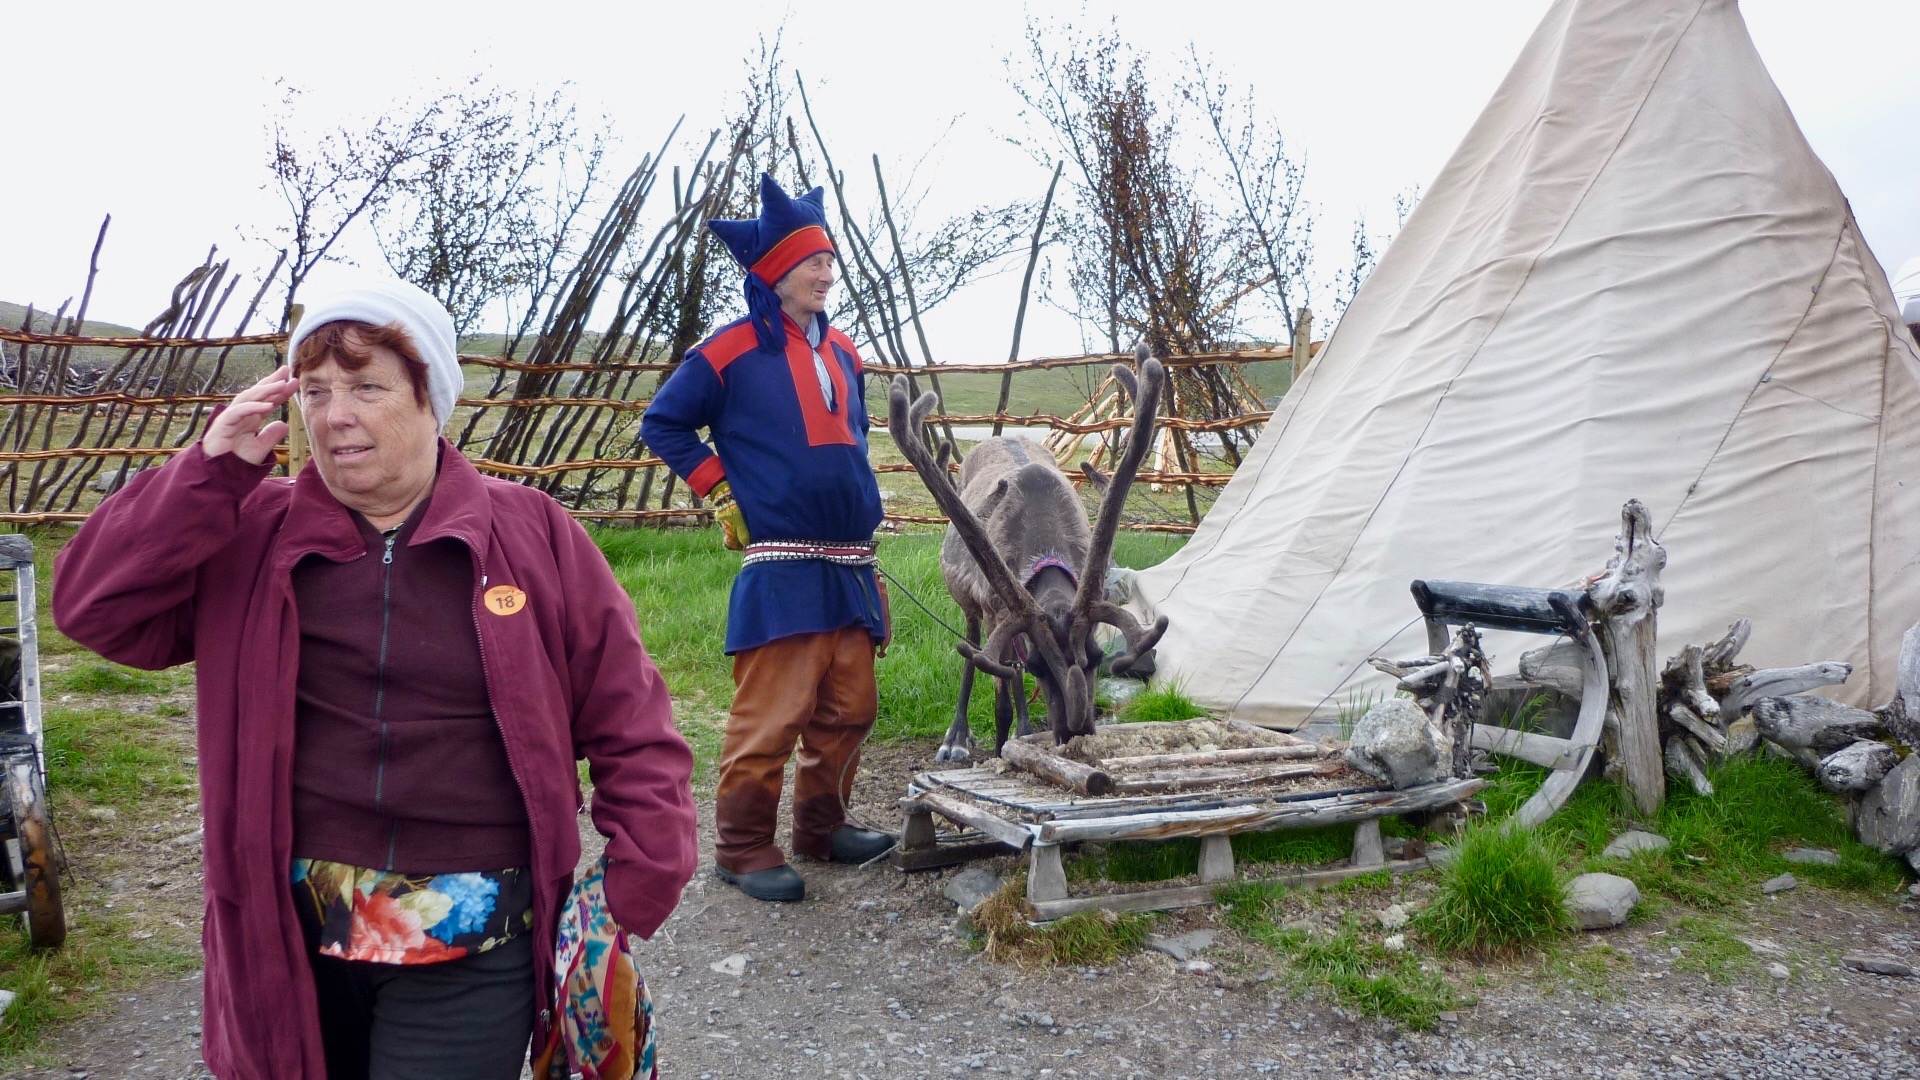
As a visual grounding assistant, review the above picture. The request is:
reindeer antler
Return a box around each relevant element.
[1066,345,1169,665]
[886,377,1045,672]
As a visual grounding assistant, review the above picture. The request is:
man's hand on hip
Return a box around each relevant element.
[709,481,749,551]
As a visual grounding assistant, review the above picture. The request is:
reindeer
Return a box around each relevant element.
[887,346,1170,762]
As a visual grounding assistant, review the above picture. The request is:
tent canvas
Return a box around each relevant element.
[1131,0,1920,729]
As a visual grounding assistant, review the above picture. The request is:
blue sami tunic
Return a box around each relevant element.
[641,312,886,654]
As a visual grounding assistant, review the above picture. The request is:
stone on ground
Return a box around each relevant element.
[1600,830,1671,859]
[1377,903,1410,931]
[942,868,1003,913]
[1345,698,1447,790]
[1782,847,1840,866]
[1761,873,1798,895]
[1841,953,1915,977]
[1769,962,1791,980]
[709,952,750,977]
[1565,872,1638,929]
[1855,753,1920,855]
[0,988,13,1017]
[1146,930,1217,963]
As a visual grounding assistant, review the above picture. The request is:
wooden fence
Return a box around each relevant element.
[0,323,1318,533]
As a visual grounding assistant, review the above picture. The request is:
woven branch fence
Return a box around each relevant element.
[1,322,1317,533]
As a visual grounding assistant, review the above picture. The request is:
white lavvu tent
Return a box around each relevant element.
[1132,0,1920,728]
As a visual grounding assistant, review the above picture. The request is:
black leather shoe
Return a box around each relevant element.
[715,863,806,902]
[828,825,897,865]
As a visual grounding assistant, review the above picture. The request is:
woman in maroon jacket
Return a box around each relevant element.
[53,277,697,1080]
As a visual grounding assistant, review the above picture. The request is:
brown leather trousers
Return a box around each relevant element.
[715,624,878,873]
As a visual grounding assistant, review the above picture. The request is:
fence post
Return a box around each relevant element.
[285,304,308,477]
[1291,307,1314,386]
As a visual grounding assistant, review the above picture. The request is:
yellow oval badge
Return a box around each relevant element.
[484,585,527,616]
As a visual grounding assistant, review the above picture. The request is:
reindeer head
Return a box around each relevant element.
[887,346,1171,743]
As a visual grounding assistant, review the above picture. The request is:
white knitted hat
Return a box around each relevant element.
[286,278,460,428]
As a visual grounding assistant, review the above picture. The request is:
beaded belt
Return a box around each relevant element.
[742,539,878,567]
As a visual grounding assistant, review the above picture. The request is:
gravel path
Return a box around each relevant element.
[16,740,1920,1079]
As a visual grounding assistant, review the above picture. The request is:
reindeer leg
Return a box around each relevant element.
[937,614,982,763]
[993,677,1016,752]
[1012,670,1035,739]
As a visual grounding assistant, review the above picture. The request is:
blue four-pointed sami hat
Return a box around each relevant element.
[708,174,836,285]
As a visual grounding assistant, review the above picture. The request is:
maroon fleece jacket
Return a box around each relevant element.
[53,439,697,1080]
[291,504,532,873]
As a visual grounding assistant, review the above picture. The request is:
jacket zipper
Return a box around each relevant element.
[464,546,550,1027]
[374,528,399,869]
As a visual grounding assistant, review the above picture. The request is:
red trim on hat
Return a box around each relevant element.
[750,226,834,285]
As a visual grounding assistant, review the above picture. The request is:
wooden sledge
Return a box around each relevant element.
[896,762,1484,921]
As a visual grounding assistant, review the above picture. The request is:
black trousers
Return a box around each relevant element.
[306,934,536,1080]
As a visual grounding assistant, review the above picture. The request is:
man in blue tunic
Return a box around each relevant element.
[642,175,895,902]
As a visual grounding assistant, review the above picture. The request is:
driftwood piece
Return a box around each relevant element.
[1102,744,1331,771]
[1469,724,1582,771]
[1106,761,1327,795]
[1750,695,1885,754]
[1587,500,1667,817]
[1817,740,1898,794]
[1720,663,1853,720]
[906,790,1033,851]
[1664,735,1713,797]
[1662,644,1721,723]
[1518,641,1586,699]
[999,738,1114,796]
[1701,619,1752,671]
[1667,703,1727,754]
[1035,778,1486,843]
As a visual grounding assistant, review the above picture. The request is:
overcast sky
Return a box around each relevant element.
[5,0,1915,357]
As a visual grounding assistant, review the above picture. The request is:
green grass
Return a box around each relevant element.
[590,525,1187,765]
[42,707,196,808]
[1416,822,1569,954]
[1481,755,1906,904]
[1668,915,1758,984]
[1219,880,1460,1029]
[1117,681,1206,723]
[47,661,175,697]
[968,873,1157,967]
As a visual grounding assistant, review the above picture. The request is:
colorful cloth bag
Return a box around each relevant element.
[532,860,657,1080]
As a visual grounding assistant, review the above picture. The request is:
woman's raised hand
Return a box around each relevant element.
[203,366,298,465]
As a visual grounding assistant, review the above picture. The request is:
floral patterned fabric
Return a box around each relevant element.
[291,858,534,965]
[532,859,656,1080]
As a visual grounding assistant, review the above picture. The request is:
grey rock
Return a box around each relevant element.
[1761,873,1798,895]
[1816,739,1898,793]
[1769,962,1791,980]
[1146,930,1217,963]
[941,869,1003,913]
[0,988,13,1017]
[1176,959,1215,975]
[1377,903,1410,931]
[1382,933,1407,952]
[1841,953,1915,977]
[1345,698,1447,790]
[83,807,117,821]
[1600,830,1671,859]
[1856,754,1920,855]
[1782,847,1841,866]
[1565,872,1638,929]
[709,953,750,978]
[167,828,203,848]
[89,467,141,494]
[1725,717,1760,755]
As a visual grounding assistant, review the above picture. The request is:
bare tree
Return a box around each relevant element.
[1011,19,1278,358]
[265,82,440,329]
[370,78,609,338]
